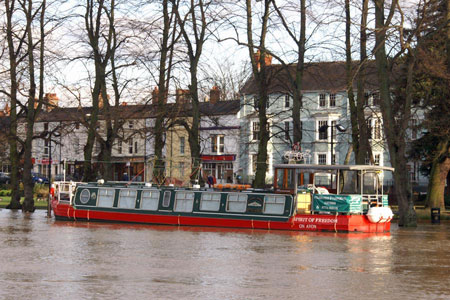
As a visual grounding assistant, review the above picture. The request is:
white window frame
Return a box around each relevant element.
[284,94,290,108]
[97,188,115,207]
[200,192,221,211]
[211,134,225,153]
[128,139,133,154]
[319,93,327,107]
[264,195,285,215]
[180,136,185,154]
[226,193,247,213]
[251,121,260,141]
[329,93,336,107]
[174,191,195,213]
[373,119,382,140]
[317,153,327,165]
[118,189,137,209]
[317,120,328,141]
[140,190,160,210]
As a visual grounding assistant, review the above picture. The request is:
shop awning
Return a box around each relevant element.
[201,155,236,161]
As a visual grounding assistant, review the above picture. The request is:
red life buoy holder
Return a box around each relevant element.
[50,184,55,199]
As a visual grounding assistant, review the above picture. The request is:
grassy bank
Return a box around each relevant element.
[0,196,49,209]
[391,206,450,221]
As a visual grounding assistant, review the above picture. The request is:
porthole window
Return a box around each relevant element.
[80,189,90,204]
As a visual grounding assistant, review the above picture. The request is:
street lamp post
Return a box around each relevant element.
[319,123,346,164]
[46,130,60,218]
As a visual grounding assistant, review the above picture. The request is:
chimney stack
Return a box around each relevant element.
[0,103,9,116]
[254,50,272,70]
[98,93,110,109]
[176,89,191,104]
[44,93,59,111]
[152,87,167,104]
[209,86,221,104]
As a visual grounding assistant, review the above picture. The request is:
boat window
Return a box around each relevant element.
[200,193,221,211]
[174,191,195,212]
[141,190,160,210]
[275,168,295,190]
[341,171,360,194]
[118,189,137,209]
[226,193,247,213]
[97,188,115,207]
[363,172,377,194]
[264,195,285,215]
[162,191,171,208]
[79,189,90,204]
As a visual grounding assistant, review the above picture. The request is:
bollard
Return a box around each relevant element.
[431,207,440,224]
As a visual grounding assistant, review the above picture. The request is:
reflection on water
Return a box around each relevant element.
[1,209,449,300]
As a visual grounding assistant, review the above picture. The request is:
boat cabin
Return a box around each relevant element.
[273,164,394,215]
[54,182,295,222]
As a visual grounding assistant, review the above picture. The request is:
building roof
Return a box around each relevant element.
[36,100,240,123]
[240,61,379,95]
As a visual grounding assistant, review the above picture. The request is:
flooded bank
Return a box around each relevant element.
[0,209,449,300]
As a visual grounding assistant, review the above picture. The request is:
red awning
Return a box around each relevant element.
[201,155,236,161]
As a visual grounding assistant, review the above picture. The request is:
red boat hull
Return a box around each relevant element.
[52,200,390,233]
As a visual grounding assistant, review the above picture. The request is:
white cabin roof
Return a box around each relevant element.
[273,164,394,172]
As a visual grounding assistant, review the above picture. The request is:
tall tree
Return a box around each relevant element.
[152,0,178,184]
[21,0,47,212]
[373,0,417,226]
[246,0,271,188]
[271,0,306,147]
[82,0,133,181]
[354,0,372,164]
[3,0,21,209]
[1,0,49,211]
[411,0,450,209]
[171,0,214,184]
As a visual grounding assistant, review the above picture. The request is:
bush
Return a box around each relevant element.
[33,184,48,199]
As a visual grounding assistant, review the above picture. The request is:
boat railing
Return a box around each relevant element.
[362,194,385,209]
[54,181,82,205]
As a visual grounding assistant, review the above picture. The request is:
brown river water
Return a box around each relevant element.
[1,209,449,300]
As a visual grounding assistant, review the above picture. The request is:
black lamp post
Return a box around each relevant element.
[319,123,346,164]
[46,130,60,218]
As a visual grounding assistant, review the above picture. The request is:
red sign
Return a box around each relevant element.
[201,155,235,161]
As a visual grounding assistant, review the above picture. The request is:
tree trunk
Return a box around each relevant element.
[5,0,21,209]
[254,94,269,188]
[292,0,306,145]
[373,0,416,226]
[345,0,360,162]
[153,0,172,184]
[426,140,449,209]
[356,0,372,165]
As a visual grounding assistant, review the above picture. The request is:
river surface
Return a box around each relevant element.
[0,209,449,300]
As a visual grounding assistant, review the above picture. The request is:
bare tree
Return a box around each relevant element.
[1,0,51,211]
[271,0,307,146]
[373,0,417,226]
[245,0,272,188]
[82,0,136,181]
[2,0,22,209]
[171,0,216,184]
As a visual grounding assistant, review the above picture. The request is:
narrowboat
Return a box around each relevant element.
[51,164,394,233]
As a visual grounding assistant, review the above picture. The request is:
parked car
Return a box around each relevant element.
[0,172,10,184]
[31,172,49,184]
[53,174,76,182]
